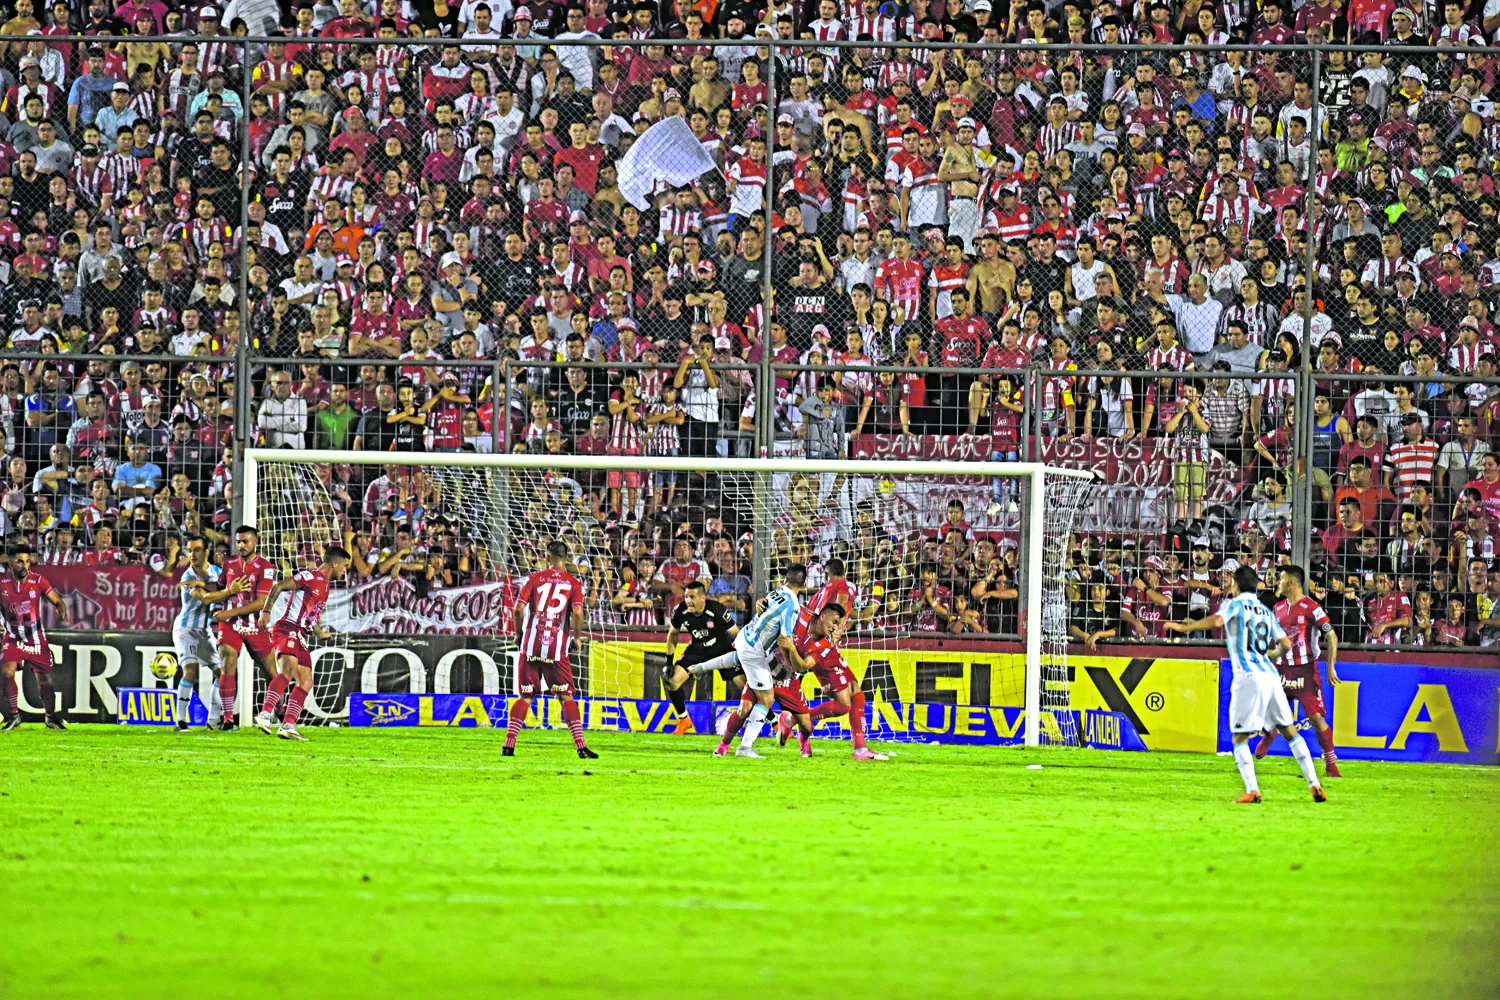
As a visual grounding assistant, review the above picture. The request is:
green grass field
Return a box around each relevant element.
[1,726,1496,1000]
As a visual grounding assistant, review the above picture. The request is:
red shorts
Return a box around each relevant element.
[811,661,853,693]
[217,622,275,661]
[1278,664,1326,719]
[607,469,644,489]
[271,626,313,667]
[517,655,575,696]
[2,638,51,670]
[738,682,811,716]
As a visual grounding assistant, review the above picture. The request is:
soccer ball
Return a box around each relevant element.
[150,651,179,680]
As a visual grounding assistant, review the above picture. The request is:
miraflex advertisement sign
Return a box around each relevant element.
[21,634,1498,763]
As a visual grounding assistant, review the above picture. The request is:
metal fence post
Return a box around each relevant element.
[1291,47,1322,570]
[751,43,778,605]
[230,39,253,529]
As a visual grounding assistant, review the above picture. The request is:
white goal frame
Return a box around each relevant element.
[243,450,1094,746]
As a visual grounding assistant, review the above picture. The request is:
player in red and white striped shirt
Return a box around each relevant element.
[506,541,596,759]
[256,547,350,741]
[0,545,71,730]
[1254,565,1340,777]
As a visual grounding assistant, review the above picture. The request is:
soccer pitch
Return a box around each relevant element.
[2,728,1496,999]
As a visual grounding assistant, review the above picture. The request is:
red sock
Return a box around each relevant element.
[810,701,849,722]
[1316,725,1337,761]
[3,673,16,716]
[281,686,308,726]
[505,698,529,749]
[562,698,587,750]
[720,709,747,745]
[850,691,867,751]
[218,668,236,723]
[261,674,290,717]
[32,669,54,716]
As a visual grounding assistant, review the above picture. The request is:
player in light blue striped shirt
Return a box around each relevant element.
[1166,565,1328,805]
[686,563,808,757]
[171,538,239,732]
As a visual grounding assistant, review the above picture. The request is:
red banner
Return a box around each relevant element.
[850,434,1245,504]
[44,565,182,632]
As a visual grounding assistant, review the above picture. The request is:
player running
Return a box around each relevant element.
[505,540,598,759]
[662,580,740,735]
[172,537,244,732]
[256,547,352,741]
[716,606,846,758]
[1165,565,1327,804]
[0,544,70,730]
[784,561,884,761]
[210,526,279,731]
[685,563,807,758]
[1255,565,1341,777]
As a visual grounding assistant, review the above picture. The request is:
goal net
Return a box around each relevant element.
[243,451,1095,746]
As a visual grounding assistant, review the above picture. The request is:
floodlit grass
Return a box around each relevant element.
[1,725,1496,999]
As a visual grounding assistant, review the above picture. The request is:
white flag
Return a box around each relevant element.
[615,115,719,211]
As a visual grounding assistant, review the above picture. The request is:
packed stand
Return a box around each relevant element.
[0,0,1497,647]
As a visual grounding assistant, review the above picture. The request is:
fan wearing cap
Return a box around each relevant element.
[939,116,982,253]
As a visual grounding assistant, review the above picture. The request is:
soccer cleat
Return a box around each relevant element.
[219,719,239,732]
[254,711,277,735]
[734,746,764,759]
[1311,785,1328,803]
[1254,734,1274,759]
[175,719,189,732]
[800,745,812,758]
[852,748,888,761]
[1,715,19,732]
[1324,760,1342,778]
[205,718,223,731]
[43,715,67,730]
[712,744,728,756]
[671,715,694,736]
[1234,792,1262,804]
[577,747,599,759]
[276,723,307,742]
[502,746,515,757]
[777,711,792,747]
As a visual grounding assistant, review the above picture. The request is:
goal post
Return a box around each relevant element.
[242,449,1096,747]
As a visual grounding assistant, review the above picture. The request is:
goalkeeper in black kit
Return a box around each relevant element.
[662,581,740,735]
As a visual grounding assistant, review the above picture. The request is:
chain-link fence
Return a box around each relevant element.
[1,25,1498,652]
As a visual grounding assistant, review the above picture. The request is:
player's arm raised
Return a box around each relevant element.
[197,575,250,605]
[1163,613,1225,635]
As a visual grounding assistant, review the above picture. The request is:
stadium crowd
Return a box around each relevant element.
[0,0,1498,648]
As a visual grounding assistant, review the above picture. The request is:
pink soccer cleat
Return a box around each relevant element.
[777,711,792,747]
[712,743,728,757]
[851,748,888,761]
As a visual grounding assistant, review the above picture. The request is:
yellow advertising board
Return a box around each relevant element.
[586,642,1220,753]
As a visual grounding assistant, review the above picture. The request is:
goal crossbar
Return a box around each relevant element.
[242,449,1095,747]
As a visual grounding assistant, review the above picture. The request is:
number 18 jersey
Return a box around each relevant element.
[1222,592,1286,678]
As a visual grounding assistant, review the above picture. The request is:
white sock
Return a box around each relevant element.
[1232,743,1259,794]
[176,678,193,720]
[739,702,769,750]
[208,682,223,722]
[1286,734,1320,787]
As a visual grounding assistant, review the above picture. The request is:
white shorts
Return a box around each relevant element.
[1229,671,1294,735]
[174,627,221,671]
[735,643,774,693]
